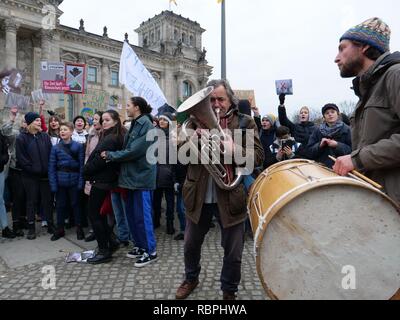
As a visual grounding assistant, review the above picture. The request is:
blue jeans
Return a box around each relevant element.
[111,192,131,242]
[176,190,186,232]
[0,171,9,229]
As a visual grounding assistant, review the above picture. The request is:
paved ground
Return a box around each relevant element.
[0,219,267,301]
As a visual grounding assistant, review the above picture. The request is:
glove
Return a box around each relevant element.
[279,94,286,106]
[174,183,180,194]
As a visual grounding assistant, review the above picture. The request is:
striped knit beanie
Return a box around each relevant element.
[340,17,391,54]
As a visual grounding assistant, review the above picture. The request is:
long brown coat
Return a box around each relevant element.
[350,51,400,204]
[182,111,264,228]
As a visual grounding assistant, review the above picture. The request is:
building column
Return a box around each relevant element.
[41,29,54,61]
[5,19,19,69]
[102,59,110,91]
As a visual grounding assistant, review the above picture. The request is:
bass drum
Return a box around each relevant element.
[248,159,400,300]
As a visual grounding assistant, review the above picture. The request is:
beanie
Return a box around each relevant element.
[25,112,41,126]
[262,114,276,127]
[340,17,391,53]
[159,112,174,126]
[73,115,87,127]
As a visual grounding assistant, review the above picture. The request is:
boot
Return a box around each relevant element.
[109,232,120,253]
[27,224,36,240]
[51,228,65,241]
[87,248,112,265]
[20,217,29,230]
[85,231,96,242]
[12,222,24,237]
[76,226,85,241]
[166,220,175,235]
[47,223,56,235]
[2,227,16,239]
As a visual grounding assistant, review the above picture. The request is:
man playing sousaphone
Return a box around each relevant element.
[175,79,264,300]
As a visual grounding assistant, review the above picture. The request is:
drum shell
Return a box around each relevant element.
[248,159,400,300]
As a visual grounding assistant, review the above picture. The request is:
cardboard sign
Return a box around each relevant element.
[40,61,68,93]
[234,90,257,108]
[5,92,31,111]
[31,89,50,104]
[275,79,293,95]
[0,69,23,95]
[65,63,86,94]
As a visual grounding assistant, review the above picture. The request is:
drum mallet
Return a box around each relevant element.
[329,156,383,190]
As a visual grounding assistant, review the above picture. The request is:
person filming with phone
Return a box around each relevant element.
[268,126,301,164]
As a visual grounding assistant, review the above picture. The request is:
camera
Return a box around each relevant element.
[280,139,295,150]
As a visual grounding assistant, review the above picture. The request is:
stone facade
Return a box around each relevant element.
[0,0,212,120]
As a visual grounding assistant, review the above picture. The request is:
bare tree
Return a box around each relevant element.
[339,100,357,116]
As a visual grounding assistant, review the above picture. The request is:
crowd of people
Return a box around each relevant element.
[0,17,399,301]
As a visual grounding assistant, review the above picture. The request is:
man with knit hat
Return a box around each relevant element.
[333,17,400,205]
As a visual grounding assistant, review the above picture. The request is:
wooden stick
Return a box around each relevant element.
[329,156,383,190]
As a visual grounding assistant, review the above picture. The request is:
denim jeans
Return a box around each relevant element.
[111,192,131,242]
[0,171,9,229]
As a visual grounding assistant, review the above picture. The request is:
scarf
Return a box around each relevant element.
[219,109,235,186]
[319,121,344,139]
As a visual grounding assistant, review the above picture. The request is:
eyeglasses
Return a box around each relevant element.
[210,97,227,103]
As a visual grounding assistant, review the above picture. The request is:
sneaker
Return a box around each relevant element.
[41,221,48,228]
[126,247,145,259]
[176,280,199,300]
[27,227,36,240]
[2,227,16,239]
[134,253,158,268]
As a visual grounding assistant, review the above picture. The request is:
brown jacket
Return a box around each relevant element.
[182,110,264,228]
[350,51,400,204]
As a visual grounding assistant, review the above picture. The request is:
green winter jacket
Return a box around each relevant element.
[350,51,400,205]
[107,114,156,191]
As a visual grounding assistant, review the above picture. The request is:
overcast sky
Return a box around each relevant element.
[59,0,400,118]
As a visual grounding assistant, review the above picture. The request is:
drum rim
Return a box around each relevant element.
[251,177,400,300]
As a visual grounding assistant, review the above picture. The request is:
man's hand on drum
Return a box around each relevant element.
[333,155,355,176]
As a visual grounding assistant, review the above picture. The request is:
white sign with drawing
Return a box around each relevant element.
[275,79,293,95]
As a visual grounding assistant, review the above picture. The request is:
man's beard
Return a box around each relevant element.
[340,57,363,78]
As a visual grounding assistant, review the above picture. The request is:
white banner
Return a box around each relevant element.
[119,41,167,111]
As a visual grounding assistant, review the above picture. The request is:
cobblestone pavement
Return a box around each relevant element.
[0,222,267,301]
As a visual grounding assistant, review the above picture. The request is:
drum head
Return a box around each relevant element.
[259,184,400,300]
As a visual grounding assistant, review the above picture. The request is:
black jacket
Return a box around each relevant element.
[0,132,10,173]
[16,131,52,178]
[84,129,124,190]
[278,106,316,149]
[307,123,352,168]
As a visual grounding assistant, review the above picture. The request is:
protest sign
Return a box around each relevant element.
[31,89,50,104]
[0,69,23,95]
[275,79,293,95]
[234,90,257,108]
[65,63,86,94]
[40,61,69,93]
[5,92,31,111]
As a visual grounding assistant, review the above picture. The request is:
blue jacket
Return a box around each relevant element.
[16,131,52,178]
[307,123,352,168]
[48,140,84,192]
[107,115,157,191]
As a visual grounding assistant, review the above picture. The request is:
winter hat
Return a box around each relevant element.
[262,114,276,127]
[340,17,391,53]
[238,99,252,116]
[322,103,340,115]
[159,112,174,126]
[73,115,87,127]
[25,112,40,126]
